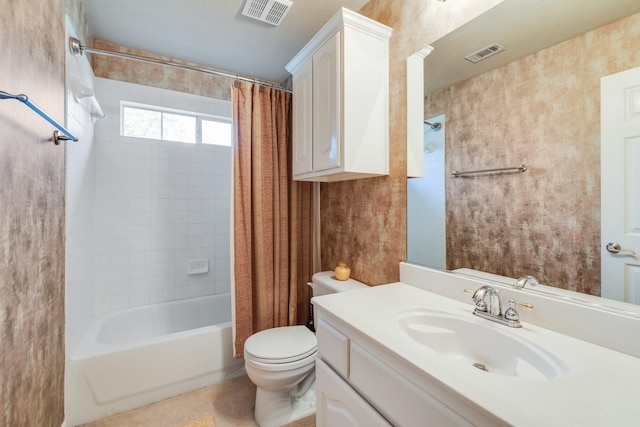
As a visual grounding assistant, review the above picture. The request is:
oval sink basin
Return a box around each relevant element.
[396,308,569,380]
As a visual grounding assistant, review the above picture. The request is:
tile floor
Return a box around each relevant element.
[79,375,315,427]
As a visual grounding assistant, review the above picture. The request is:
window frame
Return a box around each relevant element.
[120,101,231,146]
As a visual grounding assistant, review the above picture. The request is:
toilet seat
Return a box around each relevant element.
[244,325,317,364]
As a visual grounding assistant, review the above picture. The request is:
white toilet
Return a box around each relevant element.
[244,271,367,427]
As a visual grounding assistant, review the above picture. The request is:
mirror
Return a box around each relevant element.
[407,0,640,313]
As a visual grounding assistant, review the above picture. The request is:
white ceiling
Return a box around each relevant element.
[82,0,369,84]
[425,0,640,94]
[82,0,640,91]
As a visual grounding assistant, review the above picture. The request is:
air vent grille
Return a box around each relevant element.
[464,43,505,63]
[242,0,293,26]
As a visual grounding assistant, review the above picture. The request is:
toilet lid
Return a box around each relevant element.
[244,325,317,363]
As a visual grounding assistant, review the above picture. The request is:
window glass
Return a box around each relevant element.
[121,103,230,146]
[163,113,196,143]
[202,120,232,146]
[122,106,161,139]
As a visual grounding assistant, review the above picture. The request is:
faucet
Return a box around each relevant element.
[471,286,502,316]
[467,285,533,328]
[514,275,540,289]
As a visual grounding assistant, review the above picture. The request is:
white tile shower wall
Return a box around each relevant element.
[407,114,446,269]
[65,17,97,357]
[93,78,232,315]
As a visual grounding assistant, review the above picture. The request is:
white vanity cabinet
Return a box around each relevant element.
[313,269,640,426]
[316,359,391,427]
[314,313,503,427]
[285,8,392,182]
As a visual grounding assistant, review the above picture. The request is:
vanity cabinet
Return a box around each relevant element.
[313,269,640,426]
[316,359,391,426]
[314,313,505,427]
[285,8,392,182]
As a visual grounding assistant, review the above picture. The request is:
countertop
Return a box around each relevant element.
[312,282,640,426]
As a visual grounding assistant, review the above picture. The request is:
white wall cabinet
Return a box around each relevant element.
[406,45,434,178]
[286,8,392,182]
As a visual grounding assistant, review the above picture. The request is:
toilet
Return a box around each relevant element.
[244,271,367,427]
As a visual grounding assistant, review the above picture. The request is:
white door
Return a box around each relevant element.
[292,59,313,176]
[316,359,392,427]
[312,31,341,172]
[601,66,640,303]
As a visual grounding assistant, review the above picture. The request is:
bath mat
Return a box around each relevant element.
[177,415,215,427]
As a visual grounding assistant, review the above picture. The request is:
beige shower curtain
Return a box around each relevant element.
[232,81,315,357]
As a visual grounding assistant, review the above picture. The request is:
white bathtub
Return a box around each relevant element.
[67,293,246,426]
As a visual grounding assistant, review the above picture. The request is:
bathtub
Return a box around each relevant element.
[67,293,246,426]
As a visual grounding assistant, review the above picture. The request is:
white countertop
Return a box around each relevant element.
[312,282,640,426]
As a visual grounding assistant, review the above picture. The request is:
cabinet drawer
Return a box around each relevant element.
[316,358,392,427]
[350,342,471,427]
[316,318,349,378]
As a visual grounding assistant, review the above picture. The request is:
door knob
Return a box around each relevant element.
[605,242,636,255]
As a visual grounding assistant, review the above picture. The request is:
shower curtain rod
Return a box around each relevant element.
[68,37,292,93]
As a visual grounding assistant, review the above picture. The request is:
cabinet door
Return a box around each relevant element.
[316,359,391,427]
[312,31,341,172]
[292,60,313,175]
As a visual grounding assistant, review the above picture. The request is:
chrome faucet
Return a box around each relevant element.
[467,285,534,328]
[472,286,502,316]
[514,275,540,289]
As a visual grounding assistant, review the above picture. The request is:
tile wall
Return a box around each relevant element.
[65,17,97,356]
[92,78,232,315]
[407,114,446,269]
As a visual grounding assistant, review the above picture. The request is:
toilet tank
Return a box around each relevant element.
[311,271,368,296]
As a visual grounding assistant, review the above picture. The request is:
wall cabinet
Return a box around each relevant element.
[406,45,434,178]
[285,8,392,182]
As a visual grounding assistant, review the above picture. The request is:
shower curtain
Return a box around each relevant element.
[231,81,315,357]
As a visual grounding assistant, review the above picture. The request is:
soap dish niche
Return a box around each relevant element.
[188,259,209,275]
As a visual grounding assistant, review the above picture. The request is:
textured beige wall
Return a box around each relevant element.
[92,40,232,100]
[320,0,503,285]
[0,0,79,424]
[425,13,640,296]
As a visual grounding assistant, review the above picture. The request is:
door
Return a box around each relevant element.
[292,60,313,176]
[316,359,392,427]
[601,66,640,303]
[312,31,341,172]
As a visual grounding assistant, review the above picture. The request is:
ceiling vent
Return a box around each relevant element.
[242,0,293,26]
[464,43,505,63]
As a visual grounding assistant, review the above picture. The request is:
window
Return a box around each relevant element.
[202,119,232,146]
[121,103,231,146]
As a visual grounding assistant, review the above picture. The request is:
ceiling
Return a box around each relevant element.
[82,0,640,92]
[425,0,640,94]
[82,0,369,84]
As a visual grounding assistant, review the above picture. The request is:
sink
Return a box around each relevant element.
[396,308,569,380]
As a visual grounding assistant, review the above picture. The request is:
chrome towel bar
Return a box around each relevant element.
[0,90,78,144]
[451,164,527,178]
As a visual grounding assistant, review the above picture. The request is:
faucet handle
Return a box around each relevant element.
[504,298,534,322]
[512,299,534,311]
[504,300,519,321]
